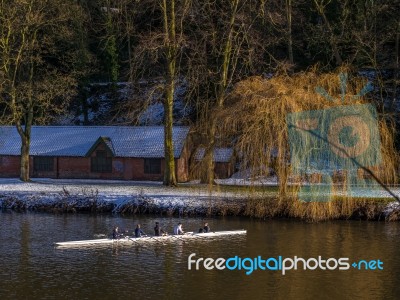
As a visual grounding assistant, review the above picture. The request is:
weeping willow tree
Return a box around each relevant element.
[216,67,398,219]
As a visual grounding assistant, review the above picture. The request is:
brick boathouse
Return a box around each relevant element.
[194,147,235,179]
[0,126,190,182]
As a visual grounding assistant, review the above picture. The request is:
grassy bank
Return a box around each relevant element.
[244,196,396,221]
[0,179,399,221]
[1,192,398,222]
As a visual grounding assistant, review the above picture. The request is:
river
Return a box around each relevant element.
[0,212,399,300]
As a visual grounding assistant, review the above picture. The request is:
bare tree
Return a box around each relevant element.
[286,0,294,66]
[123,0,190,186]
[313,0,343,66]
[0,0,79,181]
[161,0,178,186]
[199,0,242,184]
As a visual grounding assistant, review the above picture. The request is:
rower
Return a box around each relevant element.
[134,224,145,238]
[173,222,184,235]
[154,222,166,236]
[112,226,120,239]
[203,222,210,233]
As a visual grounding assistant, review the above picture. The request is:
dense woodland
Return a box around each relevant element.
[0,0,399,186]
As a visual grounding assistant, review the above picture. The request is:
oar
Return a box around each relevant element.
[127,236,158,255]
[189,232,208,241]
[170,234,188,243]
[146,235,167,246]
[94,233,107,238]
[129,235,159,246]
[128,236,141,245]
[172,231,197,242]
[187,231,210,242]
[112,234,126,241]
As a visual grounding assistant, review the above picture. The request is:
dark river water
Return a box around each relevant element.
[0,212,399,300]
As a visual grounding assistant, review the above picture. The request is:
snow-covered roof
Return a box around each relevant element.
[86,136,116,156]
[0,126,189,158]
[195,147,234,163]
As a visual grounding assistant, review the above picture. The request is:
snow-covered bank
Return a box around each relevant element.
[0,178,248,215]
[0,178,250,197]
[1,178,400,220]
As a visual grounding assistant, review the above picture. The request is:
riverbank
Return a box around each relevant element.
[0,178,399,221]
[0,178,253,216]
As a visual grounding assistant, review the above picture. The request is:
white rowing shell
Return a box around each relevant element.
[55,230,246,247]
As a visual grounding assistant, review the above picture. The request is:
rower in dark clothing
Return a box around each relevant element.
[134,224,145,238]
[203,222,210,233]
[154,222,166,236]
[198,222,210,233]
[112,226,120,239]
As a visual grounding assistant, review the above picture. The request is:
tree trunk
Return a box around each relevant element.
[313,0,343,66]
[201,0,239,184]
[17,92,33,182]
[200,119,216,185]
[286,0,294,66]
[19,132,31,182]
[163,80,177,186]
[162,0,177,187]
[392,21,400,111]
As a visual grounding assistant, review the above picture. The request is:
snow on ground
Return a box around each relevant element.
[0,178,255,212]
[0,178,247,198]
[215,176,278,186]
[383,201,400,216]
[1,178,399,200]
[1,178,400,215]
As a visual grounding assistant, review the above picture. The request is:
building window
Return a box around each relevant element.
[144,158,161,174]
[34,157,54,172]
[91,150,112,173]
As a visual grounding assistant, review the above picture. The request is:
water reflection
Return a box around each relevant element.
[0,212,399,299]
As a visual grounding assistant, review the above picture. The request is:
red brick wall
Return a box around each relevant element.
[0,142,191,182]
[123,157,188,182]
[58,157,90,179]
[125,157,164,181]
[0,156,20,177]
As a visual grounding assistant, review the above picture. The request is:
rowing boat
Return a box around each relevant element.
[55,230,246,247]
